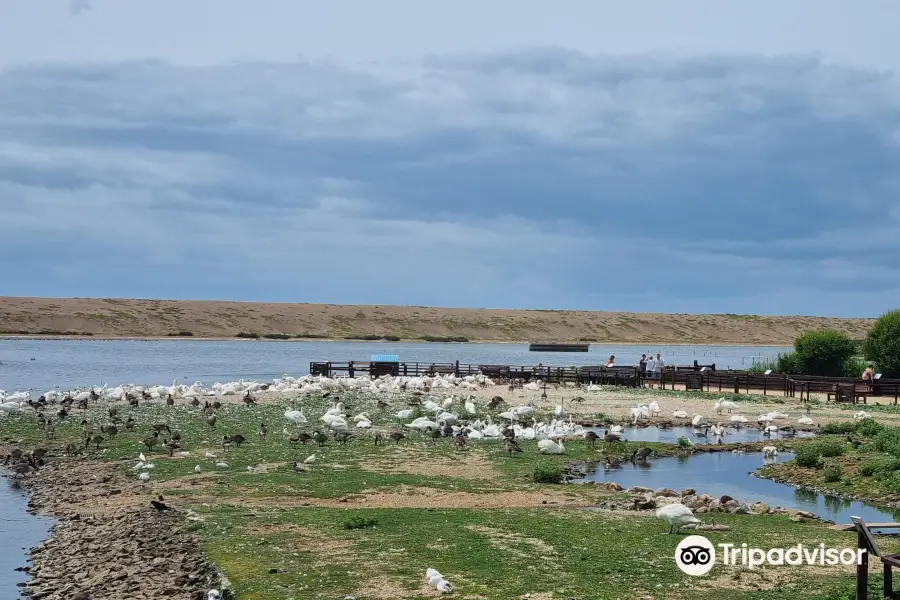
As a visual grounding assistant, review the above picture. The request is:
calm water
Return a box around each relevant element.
[0,340,788,392]
[0,479,54,596]
[577,452,900,525]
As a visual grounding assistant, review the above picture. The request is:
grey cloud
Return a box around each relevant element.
[0,50,898,314]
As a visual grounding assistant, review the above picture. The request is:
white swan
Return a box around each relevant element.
[285,409,307,424]
[715,398,738,414]
[797,416,814,426]
[537,438,565,454]
[304,454,316,464]
[464,396,476,415]
[762,446,778,458]
[657,503,701,534]
[138,472,150,483]
[672,409,689,419]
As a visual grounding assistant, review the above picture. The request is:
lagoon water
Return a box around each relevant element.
[0,339,788,392]
[577,452,900,526]
[0,480,54,596]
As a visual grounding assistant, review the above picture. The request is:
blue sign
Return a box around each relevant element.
[371,354,399,362]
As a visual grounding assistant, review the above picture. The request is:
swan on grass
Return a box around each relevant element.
[714,398,738,414]
[304,454,316,464]
[426,568,452,593]
[657,503,701,534]
[138,472,150,483]
[537,438,565,454]
[672,409,689,419]
[285,408,307,425]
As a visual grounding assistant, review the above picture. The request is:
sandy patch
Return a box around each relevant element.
[466,525,556,559]
[360,448,501,480]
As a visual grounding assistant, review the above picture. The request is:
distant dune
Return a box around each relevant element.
[0,296,876,345]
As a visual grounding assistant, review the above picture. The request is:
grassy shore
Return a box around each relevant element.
[3,388,897,599]
[0,296,874,344]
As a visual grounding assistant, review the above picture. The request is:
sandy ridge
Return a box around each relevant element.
[0,296,875,345]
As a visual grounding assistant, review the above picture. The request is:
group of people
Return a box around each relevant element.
[604,352,666,388]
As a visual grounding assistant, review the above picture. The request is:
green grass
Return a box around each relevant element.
[5,391,894,599]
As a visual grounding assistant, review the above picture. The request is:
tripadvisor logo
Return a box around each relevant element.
[674,535,866,575]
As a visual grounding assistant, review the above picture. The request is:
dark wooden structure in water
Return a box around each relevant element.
[528,342,590,352]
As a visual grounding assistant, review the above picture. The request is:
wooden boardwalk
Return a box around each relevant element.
[308,360,900,402]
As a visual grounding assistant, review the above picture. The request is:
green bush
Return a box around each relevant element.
[882,473,900,494]
[775,352,800,374]
[421,335,469,343]
[822,460,843,483]
[859,456,900,478]
[262,333,291,340]
[792,330,857,376]
[844,356,869,378]
[343,515,379,530]
[235,332,260,339]
[794,444,821,468]
[817,439,846,458]
[856,419,884,438]
[382,335,401,341]
[532,461,563,484]
[863,309,900,378]
[874,428,900,457]
[819,422,856,435]
[294,333,327,339]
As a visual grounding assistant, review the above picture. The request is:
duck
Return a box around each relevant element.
[583,431,600,447]
[604,456,622,469]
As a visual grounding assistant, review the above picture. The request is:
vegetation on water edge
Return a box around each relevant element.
[862,309,900,378]
[747,328,878,378]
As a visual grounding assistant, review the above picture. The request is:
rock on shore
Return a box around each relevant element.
[17,458,227,600]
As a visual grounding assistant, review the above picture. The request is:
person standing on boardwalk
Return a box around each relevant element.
[654,352,666,387]
[646,353,657,388]
[639,354,648,386]
[862,364,875,391]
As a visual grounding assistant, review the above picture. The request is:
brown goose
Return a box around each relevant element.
[505,438,523,457]
[583,431,599,447]
[223,434,246,448]
[85,434,104,449]
[389,432,406,445]
[312,431,328,447]
[142,432,160,451]
[334,431,353,445]
[259,423,268,439]
[454,433,468,451]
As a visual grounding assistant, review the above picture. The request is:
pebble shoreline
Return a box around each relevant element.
[12,458,230,600]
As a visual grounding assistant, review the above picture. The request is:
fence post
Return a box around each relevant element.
[455,360,459,377]
[349,361,354,378]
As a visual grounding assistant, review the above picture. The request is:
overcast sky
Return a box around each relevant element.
[1,1,898,317]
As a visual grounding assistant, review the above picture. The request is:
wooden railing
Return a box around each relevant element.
[308,360,900,403]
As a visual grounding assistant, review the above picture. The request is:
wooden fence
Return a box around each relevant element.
[308,361,900,403]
